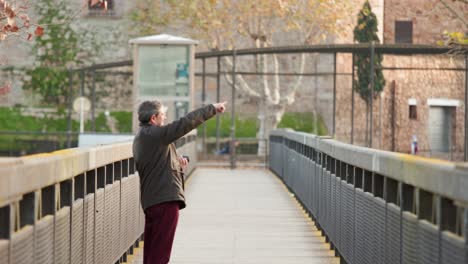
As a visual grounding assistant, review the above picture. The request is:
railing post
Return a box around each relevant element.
[351,53,355,144]
[91,69,96,132]
[216,56,221,152]
[464,54,467,161]
[333,52,337,137]
[201,58,206,156]
[230,50,237,169]
[66,69,73,148]
[369,41,375,148]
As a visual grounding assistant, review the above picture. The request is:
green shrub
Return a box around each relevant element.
[199,112,328,138]
[198,114,258,138]
[277,112,328,135]
[110,111,132,133]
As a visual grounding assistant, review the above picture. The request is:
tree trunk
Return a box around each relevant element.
[257,104,285,156]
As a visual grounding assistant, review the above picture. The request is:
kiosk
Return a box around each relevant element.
[129,34,198,133]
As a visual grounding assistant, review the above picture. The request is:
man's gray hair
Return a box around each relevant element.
[138,100,166,124]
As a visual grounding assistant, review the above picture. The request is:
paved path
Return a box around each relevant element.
[133,168,338,264]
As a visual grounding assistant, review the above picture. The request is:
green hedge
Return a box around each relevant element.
[198,112,328,138]
[277,112,328,135]
[0,107,132,133]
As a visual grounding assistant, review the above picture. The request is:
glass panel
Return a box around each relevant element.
[137,45,189,97]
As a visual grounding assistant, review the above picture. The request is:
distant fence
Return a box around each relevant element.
[270,129,467,264]
[0,132,197,264]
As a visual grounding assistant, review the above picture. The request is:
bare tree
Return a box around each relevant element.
[131,0,351,155]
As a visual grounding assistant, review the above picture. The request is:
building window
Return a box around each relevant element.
[409,105,417,120]
[395,21,413,44]
[88,0,115,16]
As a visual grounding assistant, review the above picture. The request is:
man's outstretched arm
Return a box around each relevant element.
[157,102,226,144]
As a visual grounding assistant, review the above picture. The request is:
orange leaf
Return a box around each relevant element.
[10,26,18,32]
[34,26,44,36]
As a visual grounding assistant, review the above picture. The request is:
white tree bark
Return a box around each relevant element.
[222,49,307,156]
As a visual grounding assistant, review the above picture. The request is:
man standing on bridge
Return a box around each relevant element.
[133,100,226,264]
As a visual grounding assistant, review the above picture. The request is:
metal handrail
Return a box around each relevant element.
[269,128,467,264]
[0,132,197,264]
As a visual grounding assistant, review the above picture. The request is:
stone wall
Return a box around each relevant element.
[335,54,466,161]
[383,0,467,44]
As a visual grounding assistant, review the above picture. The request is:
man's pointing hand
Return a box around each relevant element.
[213,101,227,113]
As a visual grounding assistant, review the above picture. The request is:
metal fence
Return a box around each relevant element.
[269,128,467,264]
[0,133,197,264]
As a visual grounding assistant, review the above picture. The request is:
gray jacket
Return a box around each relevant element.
[133,104,216,211]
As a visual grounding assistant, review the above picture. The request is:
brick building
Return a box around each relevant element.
[334,0,467,160]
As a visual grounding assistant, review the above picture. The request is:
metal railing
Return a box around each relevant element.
[0,132,197,264]
[269,129,468,264]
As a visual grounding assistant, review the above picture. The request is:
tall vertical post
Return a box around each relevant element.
[216,56,221,152]
[351,53,355,144]
[79,70,85,134]
[201,58,206,155]
[230,50,237,169]
[333,52,337,137]
[91,69,96,132]
[369,41,375,148]
[66,70,73,148]
[464,54,467,161]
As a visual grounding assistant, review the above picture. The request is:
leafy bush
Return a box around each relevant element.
[278,112,328,135]
[199,114,258,138]
[110,111,132,133]
[199,112,328,138]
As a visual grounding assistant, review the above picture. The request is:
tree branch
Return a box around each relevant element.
[222,56,261,99]
[281,53,306,105]
[272,53,280,104]
[440,0,468,27]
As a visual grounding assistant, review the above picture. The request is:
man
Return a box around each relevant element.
[133,100,226,264]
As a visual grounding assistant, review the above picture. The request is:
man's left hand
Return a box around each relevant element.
[178,156,188,169]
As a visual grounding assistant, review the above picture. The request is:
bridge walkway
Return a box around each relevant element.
[132,168,338,264]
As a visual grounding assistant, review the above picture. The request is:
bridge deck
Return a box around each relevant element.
[133,168,338,264]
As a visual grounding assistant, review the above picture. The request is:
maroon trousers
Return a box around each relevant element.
[143,202,180,264]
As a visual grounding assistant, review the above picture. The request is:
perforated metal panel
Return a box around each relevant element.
[71,199,84,264]
[130,175,142,242]
[334,177,341,249]
[385,203,401,264]
[402,211,418,264]
[318,167,324,230]
[300,155,307,204]
[11,225,34,264]
[84,194,95,264]
[95,189,105,264]
[111,182,121,262]
[311,161,318,217]
[344,183,355,264]
[306,158,313,212]
[34,214,54,263]
[355,189,367,264]
[55,206,71,264]
[0,239,9,264]
[329,173,336,244]
[371,197,386,264]
[120,178,129,254]
[417,220,440,264]
[322,169,329,234]
[326,170,332,236]
[441,231,467,264]
[103,184,113,264]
